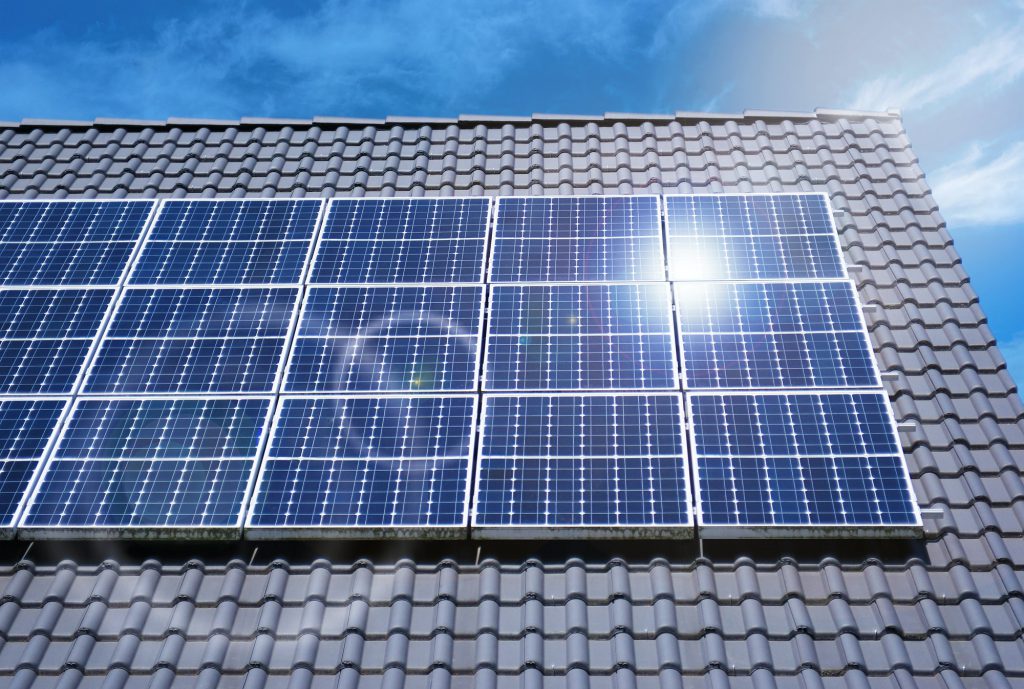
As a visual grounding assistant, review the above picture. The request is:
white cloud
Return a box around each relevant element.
[930,140,1024,226]
[747,0,817,19]
[850,25,1024,111]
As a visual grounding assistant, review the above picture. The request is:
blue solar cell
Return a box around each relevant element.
[106,288,298,339]
[298,286,482,338]
[0,241,139,286]
[285,336,478,392]
[682,332,878,389]
[0,200,153,242]
[668,235,845,280]
[0,339,94,394]
[0,289,114,339]
[149,199,322,241]
[22,459,254,530]
[474,394,691,534]
[674,281,863,334]
[664,194,833,237]
[489,196,665,283]
[485,284,677,391]
[84,337,285,394]
[0,461,42,531]
[247,395,475,534]
[55,398,270,459]
[696,455,918,527]
[322,198,489,240]
[688,391,919,534]
[130,240,312,285]
[310,239,485,284]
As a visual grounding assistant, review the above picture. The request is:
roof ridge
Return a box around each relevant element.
[4,108,902,131]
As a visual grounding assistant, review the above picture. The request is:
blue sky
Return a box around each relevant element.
[3,0,1023,380]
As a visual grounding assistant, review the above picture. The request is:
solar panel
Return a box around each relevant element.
[687,391,921,537]
[246,395,476,538]
[0,201,154,286]
[82,287,299,394]
[20,397,272,538]
[473,394,692,537]
[0,288,114,394]
[309,198,489,284]
[665,194,846,280]
[129,199,322,285]
[674,281,880,389]
[484,284,678,390]
[489,196,665,282]
[0,399,68,536]
[283,285,483,393]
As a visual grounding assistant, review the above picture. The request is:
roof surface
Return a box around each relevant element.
[0,109,1022,689]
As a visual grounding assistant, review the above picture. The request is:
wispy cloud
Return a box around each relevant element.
[850,25,1024,111]
[746,0,818,19]
[930,140,1024,226]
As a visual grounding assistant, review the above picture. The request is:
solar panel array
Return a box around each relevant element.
[0,193,920,540]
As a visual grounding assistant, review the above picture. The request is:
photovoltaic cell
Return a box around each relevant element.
[0,201,153,286]
[82,287,298,394]
[246,395,476,537]
[674,281,879,389]
[0,399,67,534]
[0,288,114,394]
[129,199,322,285]
[665,194,845,280]
[485,284,678,390]
[20,397,272,536]
[310,198,489,284]
[473,394,692,536]
[490,196,665,282]
[688,391,921,536]
[283,286,483,393]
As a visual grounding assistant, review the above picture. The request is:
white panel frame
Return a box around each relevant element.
[487,194,667,284]
[686,389,923,539]
[308,196,492,285]
[18,395,276,540]
[281,283,486,395]
[471,391,694,539]
[663,192,849,282]
[244,393,478,539]
[483,282,681,392]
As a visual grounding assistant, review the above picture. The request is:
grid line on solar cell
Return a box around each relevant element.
[19,397,273,537]
[129,199,323,285]
[82,287,299,395]
[0,288,116,395]
[484,284,679,391]
[489,196,666,283]
[473,393,692,536]
[686,391,921,536]
[674,280,880,390]
[0,399,68,534]
[246,395,476,537]
[283,286,483,393]
[309,198,490,284]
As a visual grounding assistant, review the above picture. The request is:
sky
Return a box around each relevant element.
[2,0,1022,380]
